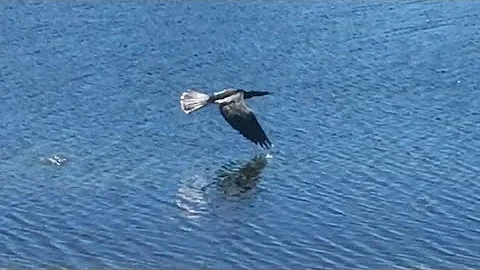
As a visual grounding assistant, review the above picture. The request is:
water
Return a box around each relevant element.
[1,1,479,268]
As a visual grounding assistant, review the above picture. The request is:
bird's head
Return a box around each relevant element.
[241,89,271,99]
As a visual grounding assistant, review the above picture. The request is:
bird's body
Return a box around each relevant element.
[180,88,272,149]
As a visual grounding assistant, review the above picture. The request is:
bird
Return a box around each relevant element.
[180,88,272,149]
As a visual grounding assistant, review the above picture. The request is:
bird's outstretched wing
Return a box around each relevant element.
[219,102,272,149]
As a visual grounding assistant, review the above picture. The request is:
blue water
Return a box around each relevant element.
[1,1,480,268]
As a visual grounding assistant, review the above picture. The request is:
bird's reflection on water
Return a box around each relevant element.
[176,154,269,218]
[213,154,268,197]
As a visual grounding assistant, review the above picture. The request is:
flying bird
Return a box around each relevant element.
[180,88,272,149]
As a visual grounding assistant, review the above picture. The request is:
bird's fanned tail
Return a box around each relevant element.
[180,89,210,114]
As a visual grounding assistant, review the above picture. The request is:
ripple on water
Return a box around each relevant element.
[2,0,480,268]
[176,173,211,219]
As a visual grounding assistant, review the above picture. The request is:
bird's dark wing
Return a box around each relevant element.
[219,102,272,149]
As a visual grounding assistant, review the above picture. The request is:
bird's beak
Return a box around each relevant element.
[255,91,270,96]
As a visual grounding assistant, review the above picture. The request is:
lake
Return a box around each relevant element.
[1,1,479,268]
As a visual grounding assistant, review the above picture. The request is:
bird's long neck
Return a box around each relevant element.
[211,91,243,104]
[244,91,269,99]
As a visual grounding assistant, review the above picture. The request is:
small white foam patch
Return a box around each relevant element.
[41,155,68,166]
[266,153,273,159]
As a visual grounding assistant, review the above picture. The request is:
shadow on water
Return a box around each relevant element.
[213,154,269,197]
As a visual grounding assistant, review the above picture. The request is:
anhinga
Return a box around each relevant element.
[180,88,272,149]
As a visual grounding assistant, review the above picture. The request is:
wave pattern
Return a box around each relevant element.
[1,0,480,269]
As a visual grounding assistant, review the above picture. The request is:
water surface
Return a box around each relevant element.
[1,1,479,268]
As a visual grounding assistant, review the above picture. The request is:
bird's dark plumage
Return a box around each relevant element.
[219,101,272,149]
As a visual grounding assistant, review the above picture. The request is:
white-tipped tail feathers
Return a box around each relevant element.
[180,89,210,114]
